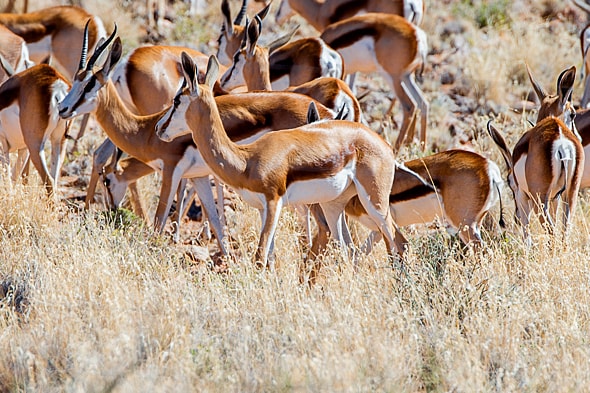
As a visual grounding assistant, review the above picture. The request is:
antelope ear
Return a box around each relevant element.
[246,16,261,56]
[486,121,513,170]
[307,101,320,124]
[268,25,298,54]
[221,0,234,35]
[181,52,198,95]
[97,37,122,82]
[525,63,547,102]
[557,65,576,107]
[205,55,220,89]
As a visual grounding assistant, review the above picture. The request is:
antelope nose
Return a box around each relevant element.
[58,105,69,117]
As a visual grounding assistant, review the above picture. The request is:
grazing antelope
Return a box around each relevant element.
[217,0,344,88]
[0,64,71,194]
[344,150,504,253]
[487,118,584,234]
[526,64,590,189]
[155,53,407,268]
[320,13,429,151]
[0,25,33,84]
[221,17,361,121]
[0,6,106,80]
[276,0,425,31]
[58,29,339,249]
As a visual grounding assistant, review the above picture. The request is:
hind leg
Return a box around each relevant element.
[389,75,418,153]
[402,72,428,149]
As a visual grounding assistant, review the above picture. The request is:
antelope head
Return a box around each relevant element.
[155,53,220,140]
[220,16,296,91]
[58,23,121,120]
[216,0,271,66]
[526,64,579,139]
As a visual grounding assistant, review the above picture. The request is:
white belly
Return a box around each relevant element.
[337,37,378,74]
[283,165,354,205]
[390,192,442,227]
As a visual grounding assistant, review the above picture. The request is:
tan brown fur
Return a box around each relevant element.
[0,25,30,84]
[347,150,501,246]
[488,117,584,233]
[320,13,428,151]
[276,0,424,31]
[0,64,70,194]
[0,6,105,80]
[115,45,228,115]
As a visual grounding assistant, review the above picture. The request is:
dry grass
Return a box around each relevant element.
[1,0,590,391]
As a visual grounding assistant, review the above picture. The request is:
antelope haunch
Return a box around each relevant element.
[276,0,425,31]
[0,25,33,84]
[320,13,429,151]
[487,118,584,234]
[155,53,407,268]
[221,17,360,122]
[0,64,70,194]
[0,6,106,80]
[110,45,228,115]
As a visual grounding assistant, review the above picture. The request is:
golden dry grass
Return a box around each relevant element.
[1,0,590,391]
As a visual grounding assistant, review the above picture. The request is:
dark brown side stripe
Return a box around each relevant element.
[390,184,435,204]
[323,27,378,50]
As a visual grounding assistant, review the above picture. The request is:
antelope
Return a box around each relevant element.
[344,150,504,253]
[276,0,425,31]
[57,29,339,249]
[0,6,106,80]
[217,0,344,88]
[0,25,33,84]
[487,118,583,235]
[526,64,590,189]
[221,17,361,121]
[320,13,429,151]
[155,52,408,268]
[0,63,71,194]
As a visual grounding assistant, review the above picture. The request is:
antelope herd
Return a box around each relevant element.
[2,1,590,279]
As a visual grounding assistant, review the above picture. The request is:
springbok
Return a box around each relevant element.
[0,63,70,194]
[57,29,340,250]
[0,6,106,80]
[220,17,361,121]
[217,0,344,88]
[345,150,504,252]
[276,0,425,31]
[320,13,429,151]
[155,53,407,268]
[487,118,583,235]
[526,64,590,189]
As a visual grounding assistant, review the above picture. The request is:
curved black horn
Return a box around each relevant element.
[87,23,118,70]
[234,0,248,25]
[78,19,91,70]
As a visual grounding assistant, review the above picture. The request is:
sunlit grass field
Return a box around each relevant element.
[1,0,590,391]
